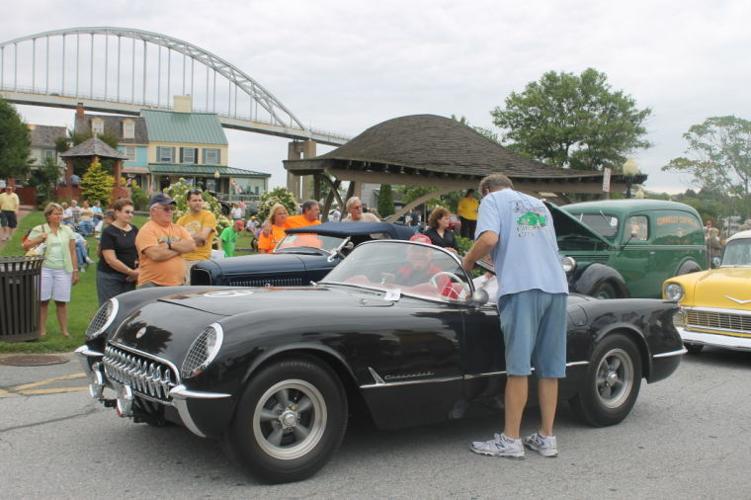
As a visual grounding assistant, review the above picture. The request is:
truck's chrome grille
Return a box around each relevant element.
[686,309,751,334]
[103,345,178,402]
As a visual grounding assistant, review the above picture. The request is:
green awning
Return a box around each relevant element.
[148,164,270,178]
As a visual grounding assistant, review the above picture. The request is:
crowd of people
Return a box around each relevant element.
[15,187,478,340]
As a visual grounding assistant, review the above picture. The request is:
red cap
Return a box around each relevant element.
[409,233,432,244]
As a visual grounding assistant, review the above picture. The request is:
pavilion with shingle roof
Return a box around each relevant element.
[284,114,647,219]
[60,137,129,200]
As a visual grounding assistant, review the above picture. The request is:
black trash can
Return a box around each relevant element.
[0,256,44,342]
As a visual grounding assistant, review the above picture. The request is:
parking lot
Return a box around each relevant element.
[1,348,749,498]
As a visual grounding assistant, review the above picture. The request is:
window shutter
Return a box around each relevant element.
[217,149,221,164]
[171,148,175,163]
[179,147,184,163]
[194,148,198,164]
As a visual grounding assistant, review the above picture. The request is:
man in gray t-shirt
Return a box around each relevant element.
[462,173,568,459]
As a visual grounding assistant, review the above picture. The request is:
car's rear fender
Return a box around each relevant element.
[593,323,652,380]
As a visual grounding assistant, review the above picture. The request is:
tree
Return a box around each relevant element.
[377,184,395,217]
[28,156,62,206]
[662,116,751,217]
[257,187,298,222]
[80,159,114,205]
[491,68,651,171]
[0,97,31,181]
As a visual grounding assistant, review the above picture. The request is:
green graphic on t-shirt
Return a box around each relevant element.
[516,211,547,236]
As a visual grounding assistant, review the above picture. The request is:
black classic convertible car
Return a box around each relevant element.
[190,221,414,286]
[77,240,685,483]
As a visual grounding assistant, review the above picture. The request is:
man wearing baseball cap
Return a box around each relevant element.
[134,193,196,287]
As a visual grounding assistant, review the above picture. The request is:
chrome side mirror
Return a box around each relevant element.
[711,257,721,268]
[469,288,489,306]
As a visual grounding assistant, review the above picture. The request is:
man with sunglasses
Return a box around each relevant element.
[135,193,196,287]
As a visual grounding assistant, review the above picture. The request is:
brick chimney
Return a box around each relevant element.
[76,102,85,120]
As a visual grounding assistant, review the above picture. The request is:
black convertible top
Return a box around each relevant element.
[285,221,414,240]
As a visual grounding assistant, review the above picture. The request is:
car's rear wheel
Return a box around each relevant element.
[229,357,348,483]
[570,333,642,426]
[684,343,704,354]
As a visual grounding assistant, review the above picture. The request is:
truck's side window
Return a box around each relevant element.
[654,211,703,245]
[626,215,649,242]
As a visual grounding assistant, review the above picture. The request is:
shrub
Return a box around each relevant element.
[163,178,231,232]
[257,187,298,221]
[80,159,114,205]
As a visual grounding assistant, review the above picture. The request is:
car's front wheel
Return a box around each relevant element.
[570,333,642,426]
[229,357,348,483]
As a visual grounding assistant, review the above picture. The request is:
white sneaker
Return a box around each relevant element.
[470,433,525,458]
[523,432,558,457]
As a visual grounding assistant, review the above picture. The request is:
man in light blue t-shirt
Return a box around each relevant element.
[462,173,568,459]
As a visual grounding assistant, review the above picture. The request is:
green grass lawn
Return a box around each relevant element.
[0,211,257,353]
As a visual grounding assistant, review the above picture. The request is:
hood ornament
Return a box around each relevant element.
[724,295,751,305]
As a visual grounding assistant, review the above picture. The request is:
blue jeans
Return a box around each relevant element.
[75,240,88,268]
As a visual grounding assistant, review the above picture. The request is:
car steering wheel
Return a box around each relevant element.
[429,271,468,299]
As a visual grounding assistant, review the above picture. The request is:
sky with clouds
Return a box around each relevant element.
[2,0,750,193]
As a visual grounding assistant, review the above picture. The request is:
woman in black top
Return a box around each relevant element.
[424,206,459,253]
[96,198,139,305]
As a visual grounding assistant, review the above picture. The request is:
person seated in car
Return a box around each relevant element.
[393,234,444,287]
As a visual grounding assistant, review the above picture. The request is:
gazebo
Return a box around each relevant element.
[59,137,129,201]
[284,114,647,220]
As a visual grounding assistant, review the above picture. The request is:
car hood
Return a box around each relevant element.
[108,285,384,366]
[686,267,751,310]
[156,285,363,316]
[198,252,325,276]
[545,201,613,248]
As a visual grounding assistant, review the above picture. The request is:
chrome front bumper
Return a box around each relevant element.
[75,345,231,438]
[678,327,751,351]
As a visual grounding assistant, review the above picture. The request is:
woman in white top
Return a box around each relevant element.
[23,203,80,338]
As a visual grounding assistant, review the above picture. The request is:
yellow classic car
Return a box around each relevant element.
[662,229,751,353]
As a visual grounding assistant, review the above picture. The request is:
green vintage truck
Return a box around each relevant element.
[546,199,707,299]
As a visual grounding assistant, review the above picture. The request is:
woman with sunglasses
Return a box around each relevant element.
[96,198,140,304]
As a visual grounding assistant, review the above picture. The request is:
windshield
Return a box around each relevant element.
[567,212,620,239]
[322,241,471,301]
[275,233,346,253]
[722,238,751,266]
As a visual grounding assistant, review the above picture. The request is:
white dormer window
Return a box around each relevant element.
[122,120,135,139]
[92,118,104,136]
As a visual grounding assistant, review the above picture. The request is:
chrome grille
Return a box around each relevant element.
[686,309,751,334]
[182,329,210,377]
[86,301,113,337]
[103,345,178,401]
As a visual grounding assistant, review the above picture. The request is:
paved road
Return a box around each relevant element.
[1,349,750,498]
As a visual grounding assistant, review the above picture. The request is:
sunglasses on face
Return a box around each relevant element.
[159,206,175,212]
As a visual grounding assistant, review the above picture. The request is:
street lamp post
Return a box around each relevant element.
[622,159,640,199]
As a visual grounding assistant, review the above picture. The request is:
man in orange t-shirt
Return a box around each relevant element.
[284,200,322,248]
[135,193,196,287]
[285,200,321,228]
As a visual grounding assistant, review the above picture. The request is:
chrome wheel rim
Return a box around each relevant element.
[595,348,634,409]
[252,379,327,460]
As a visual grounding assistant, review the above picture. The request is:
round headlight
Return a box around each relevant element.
[664,283,684,302]
[85,298,119,339]
[560,256,576,273]
[181,323,224,378]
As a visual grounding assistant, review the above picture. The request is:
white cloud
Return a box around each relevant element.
[3,0,750,192]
